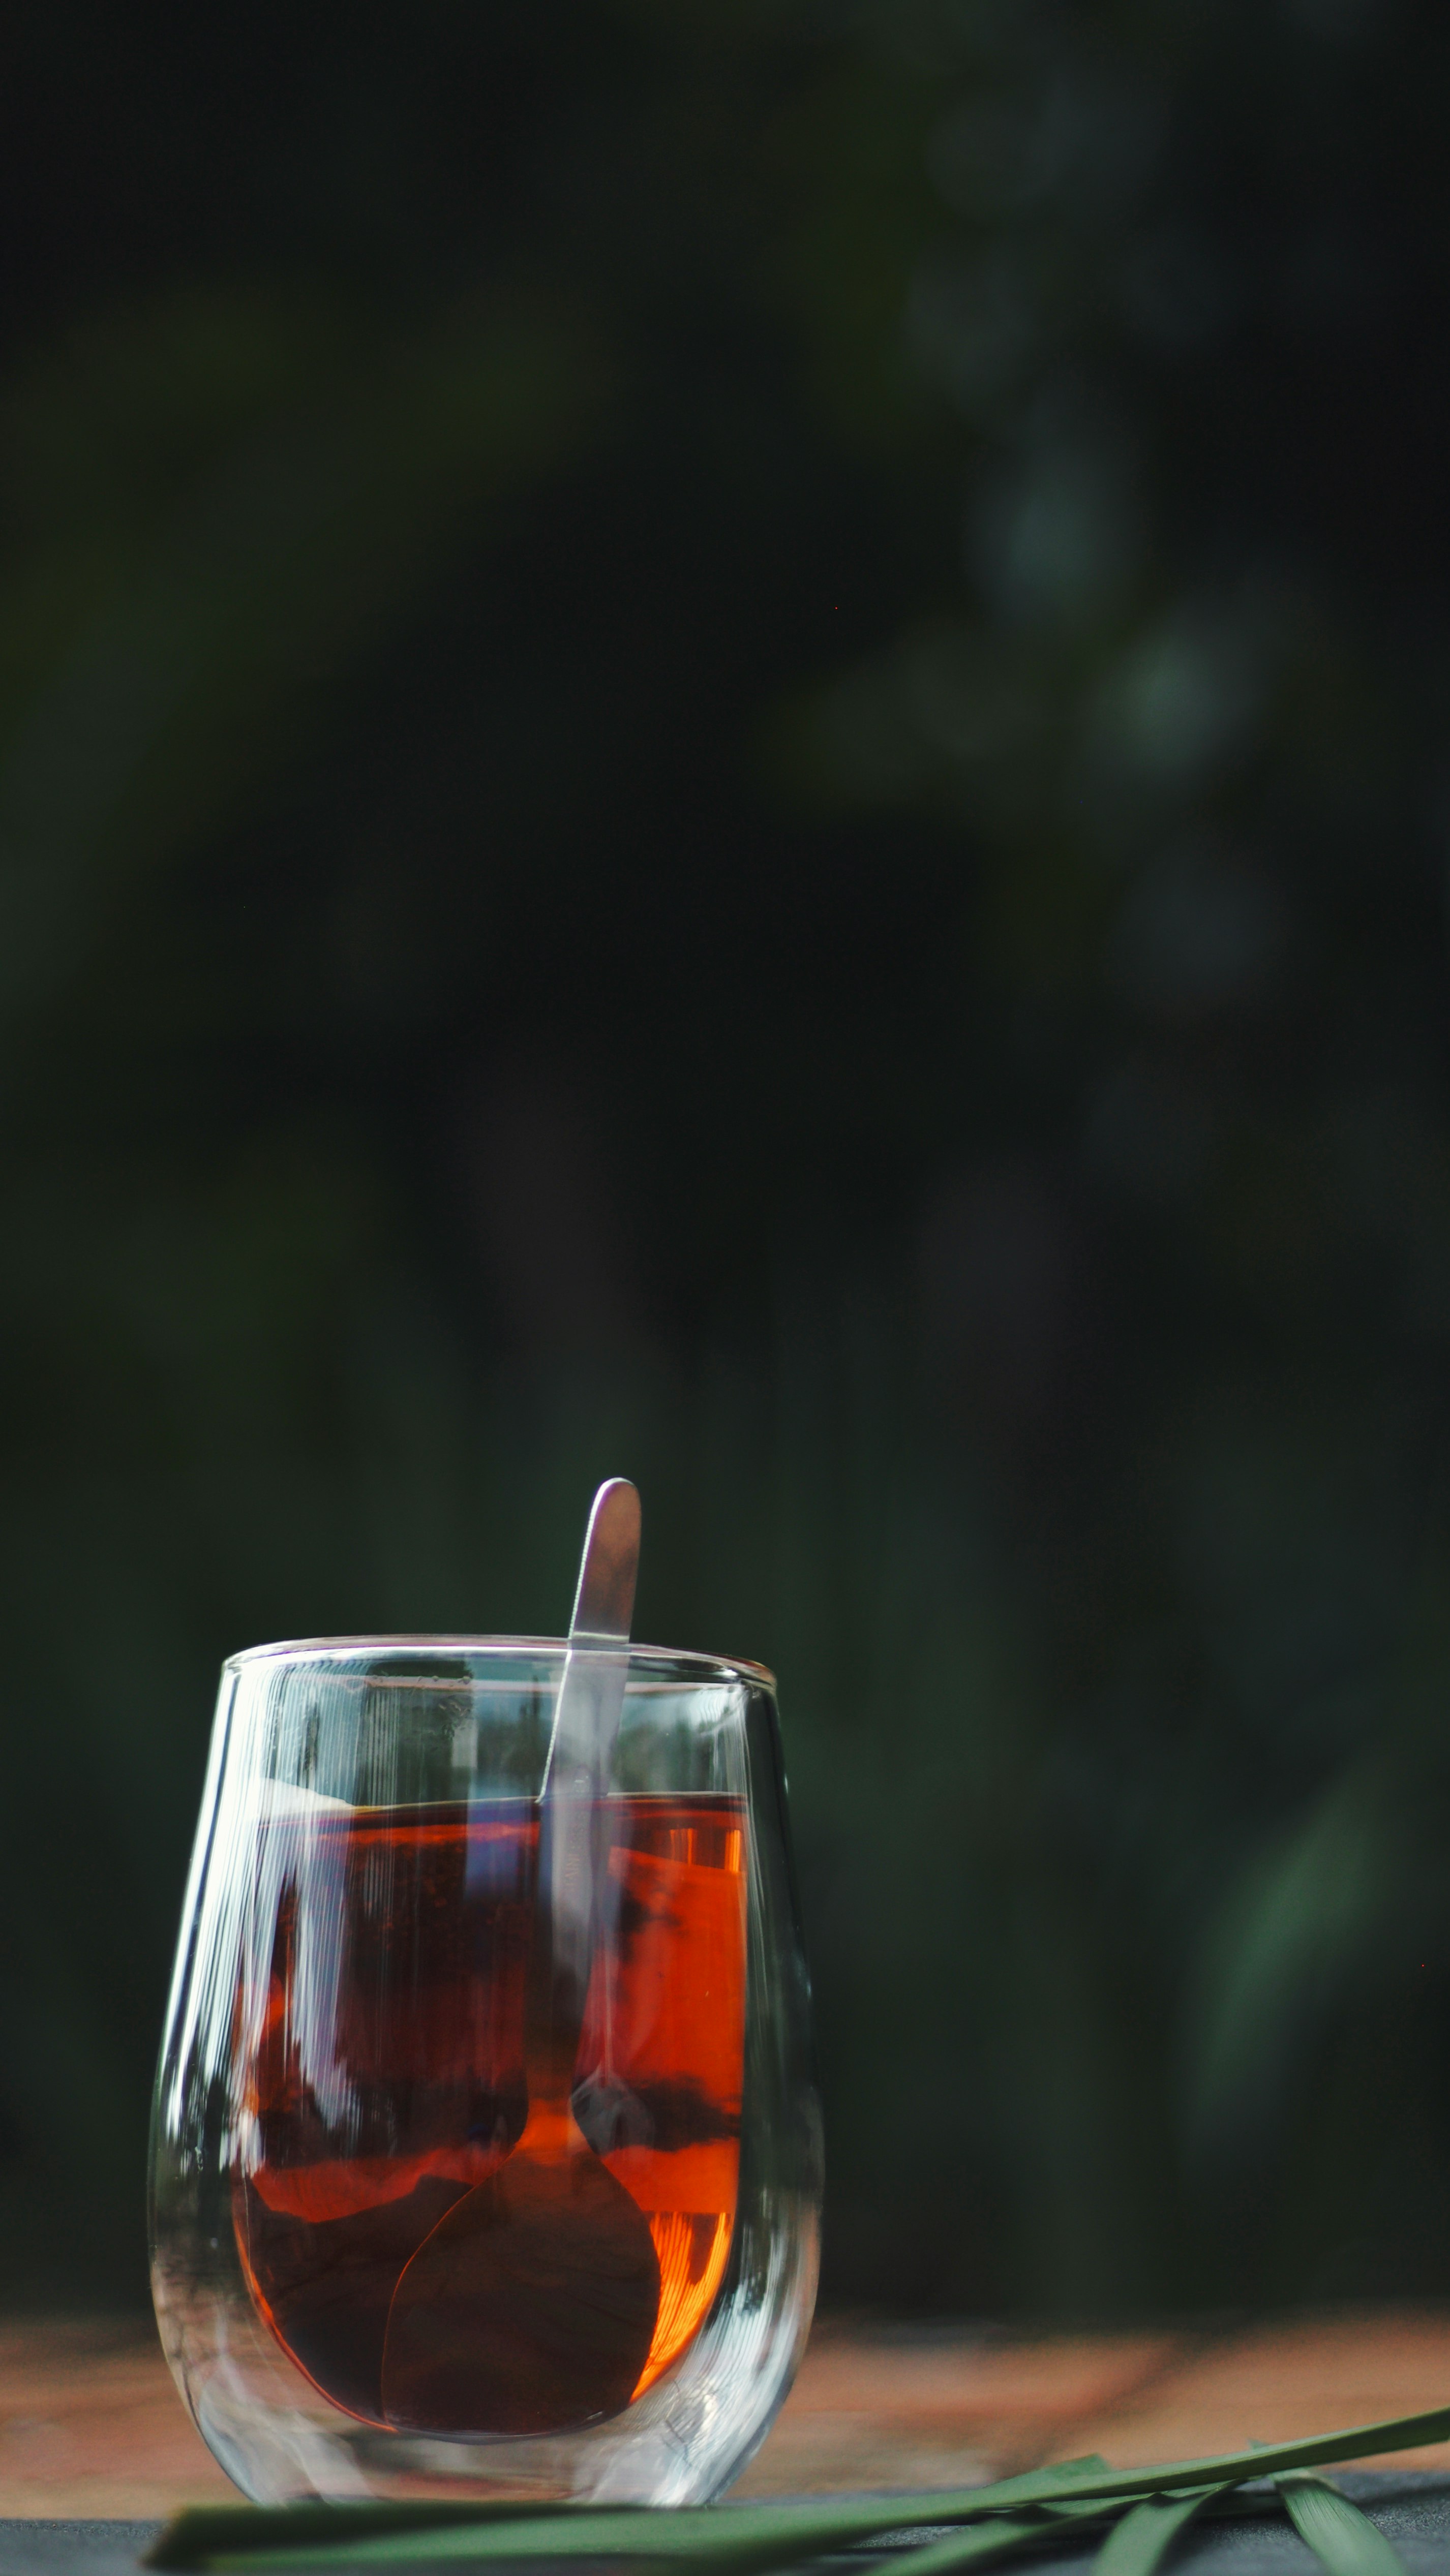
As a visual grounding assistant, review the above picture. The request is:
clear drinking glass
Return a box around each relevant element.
[149,1637,821,2505]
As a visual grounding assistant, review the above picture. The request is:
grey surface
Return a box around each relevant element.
[5,2482,1450,2572]
[0,2528,161,2574]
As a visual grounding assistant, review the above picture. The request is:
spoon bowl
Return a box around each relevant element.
[379,2099,660,2434]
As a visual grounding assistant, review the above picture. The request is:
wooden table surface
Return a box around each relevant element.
[3,2311,1450,2518]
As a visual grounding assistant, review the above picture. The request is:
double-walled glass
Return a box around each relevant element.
[150,1638,820,2505]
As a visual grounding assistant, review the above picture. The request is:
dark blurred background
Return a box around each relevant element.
[5,0,1450,2328]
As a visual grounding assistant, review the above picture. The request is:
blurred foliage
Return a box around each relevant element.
[4,0,1450,2320]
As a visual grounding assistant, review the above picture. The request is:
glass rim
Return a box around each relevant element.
[222,1632,777,1691]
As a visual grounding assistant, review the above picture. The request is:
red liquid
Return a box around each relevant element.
[234,1794,747,2434]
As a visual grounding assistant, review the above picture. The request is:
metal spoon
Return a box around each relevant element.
[381,1479,661,2436]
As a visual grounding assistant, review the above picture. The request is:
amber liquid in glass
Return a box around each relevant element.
[234,1794,746,2435]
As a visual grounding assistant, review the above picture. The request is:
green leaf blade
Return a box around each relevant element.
[873,2499,1117,2576]
[1275,2475,1409,2576]
[145,2395,1450,2572]
[1091,2487,1228,2576]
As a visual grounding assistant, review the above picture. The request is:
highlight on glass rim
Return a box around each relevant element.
[8,0,1450,2560]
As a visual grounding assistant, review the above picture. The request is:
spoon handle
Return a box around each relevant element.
[527,1480,641,2101]
[565,1475,641,1651]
